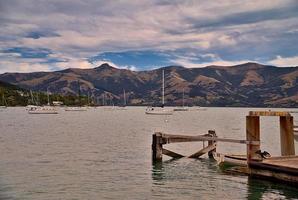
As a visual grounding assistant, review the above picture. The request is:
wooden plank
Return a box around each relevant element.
[189,143,217,158]
[280,116,295,156]
[263,156,298,169]
[162,148,184,158]
[249,111,291,117]
[161,133,259,145]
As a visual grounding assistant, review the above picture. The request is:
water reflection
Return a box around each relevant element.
[152,159,298,200]
[247,177,298,200]
[0,180,13,200]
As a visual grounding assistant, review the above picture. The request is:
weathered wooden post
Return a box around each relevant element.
[152,132,163,162]
[280,116,295,156]
[246,115,261,161]
[208,130,217,158]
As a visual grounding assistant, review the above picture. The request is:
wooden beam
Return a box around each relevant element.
[189,143,217,158]
[162,148,184,159]
[249,111,291,117]
[161,133,259,145]
[280,116,295,156]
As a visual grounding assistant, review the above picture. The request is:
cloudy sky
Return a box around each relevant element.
[0,0,298,73]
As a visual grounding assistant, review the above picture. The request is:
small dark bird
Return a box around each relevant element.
[255,150,271,159]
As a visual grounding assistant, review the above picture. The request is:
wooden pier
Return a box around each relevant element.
[152,110,298,184]
[246,111,298,183]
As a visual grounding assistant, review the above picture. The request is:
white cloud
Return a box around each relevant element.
[268,55,298,67]
[171,57,255,68]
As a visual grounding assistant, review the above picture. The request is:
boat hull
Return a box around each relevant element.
[28,106,58,114]
[213,152,247,167]
[65,107,87,111]
[28,111,58,114]
[145,110,173,115]
[174,107,189,111]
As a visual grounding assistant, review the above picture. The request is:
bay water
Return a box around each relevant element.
[0,107,297,199]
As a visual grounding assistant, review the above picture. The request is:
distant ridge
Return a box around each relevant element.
[0,62,297,107]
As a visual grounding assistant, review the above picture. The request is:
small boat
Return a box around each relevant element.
[28,88,58,114]
[26,105,38,110]
[145,70,173,115]
[28,106,58,114]
[65,107,87,111]
[212,152,247,167]
[213,150,271,168]
[196,107,207,111]
[116,89,128,110]
[174,89,189,112]
[0,94,8,109]
[174,107,189,111]
[145,107,173,115]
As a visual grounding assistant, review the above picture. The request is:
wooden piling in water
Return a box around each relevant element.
[152,132,163,162]
[207,130,217,158]
[280,116,295,156]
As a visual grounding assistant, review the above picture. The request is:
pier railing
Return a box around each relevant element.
[152,130,260,162]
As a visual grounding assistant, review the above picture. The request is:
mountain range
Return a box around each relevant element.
[0,62,297,107]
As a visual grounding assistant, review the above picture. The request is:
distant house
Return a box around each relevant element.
[52,101,63,106]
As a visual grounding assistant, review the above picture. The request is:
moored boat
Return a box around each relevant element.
[65,107,87,111]
[212,152,247,167]
[28,106,58,114]
[145,107,173,115]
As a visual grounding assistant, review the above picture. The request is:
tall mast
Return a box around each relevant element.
[123,89,126,106]
[30,90,34,105]
[78,80,81,106]
[47,87,50,106]
[182,88,184,107]
[102,93,105,106]
[2,94,7,106]
[162,69,165,106]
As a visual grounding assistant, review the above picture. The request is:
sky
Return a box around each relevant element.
[0,0,298,73]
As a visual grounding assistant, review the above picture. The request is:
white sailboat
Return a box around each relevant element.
[28,88,58,114]
[145,70,173,115]
[65,80,87,111]
[117,89,128,110]
[0,94,8,109]
[174,89,189,111]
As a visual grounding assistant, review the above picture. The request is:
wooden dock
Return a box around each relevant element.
[152,110,298,184]
[246,111,298,183]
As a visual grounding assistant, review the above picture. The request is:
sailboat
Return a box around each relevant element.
[145,70,173,115]
[117,89,128,110]
[174,89,188,111]
[28,88,58,114]
[65,80,87,111]
[0,94,8,109]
